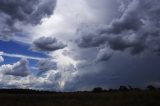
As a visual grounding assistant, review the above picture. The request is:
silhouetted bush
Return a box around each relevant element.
[108,89,117,92]
[128,85,133,90]
[92,87,104,93]
[119,86,129,91]
[128,85,141,91]
[147,85,156,90]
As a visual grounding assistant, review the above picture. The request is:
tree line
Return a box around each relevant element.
[0,85,159,94]
[92,85,159,93]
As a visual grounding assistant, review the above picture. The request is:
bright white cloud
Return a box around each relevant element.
[48,49,80,89]
[0,59,60,90]
[0,52,4,63]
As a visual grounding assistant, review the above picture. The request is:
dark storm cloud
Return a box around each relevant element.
[77,0,160,61]
[32,37,67,52]
[64,52,160,91]
[76,25,107,48]
[96,47,113,62]
[107,0,143,34]
[0,0,57,24]
[0,0,57,40]
[0,59,30,77]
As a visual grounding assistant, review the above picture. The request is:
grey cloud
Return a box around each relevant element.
[107,35,146,54]
[0,0,57,40]
[0,13,14,41]
[37,59,57,75]
[0,58,30,77]
[77,0,160,62]
[76,25,107,48]
[32,37,67,52]
[64,52,160,91]
[96,47,113,62]
[107,0,143,34]
[0,0,57,25]
[77,34,106,48]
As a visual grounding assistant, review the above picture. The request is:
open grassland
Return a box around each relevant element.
[0,91,160,106]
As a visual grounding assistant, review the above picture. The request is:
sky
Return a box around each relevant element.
[0,0,160,91]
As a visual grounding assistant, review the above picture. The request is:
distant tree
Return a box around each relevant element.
[108,89,117,92]
[128,85,141,91]
[0,89,56,94]
[92,87,104,93]
[119,86,129,91]
[133,88,141,91]
[128,85,133,90]
[147,85,156,90]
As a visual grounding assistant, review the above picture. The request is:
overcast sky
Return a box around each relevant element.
[0,0,160,91]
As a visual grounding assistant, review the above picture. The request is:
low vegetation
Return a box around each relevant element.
[0,85,160,106]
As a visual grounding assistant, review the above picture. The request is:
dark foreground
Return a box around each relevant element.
[0,91,160,106]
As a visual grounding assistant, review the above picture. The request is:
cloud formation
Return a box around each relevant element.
[0,58,60,90]
[37,59,57,75]
[77,0,160,61]
[96,47,113,62]
[32,37,67,52]
[0,0,57,40]
[0,58,30,77]
[1,0,160,91]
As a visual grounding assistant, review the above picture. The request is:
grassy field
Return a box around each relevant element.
[0,91,160,106]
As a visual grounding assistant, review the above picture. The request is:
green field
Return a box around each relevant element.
[0,91,160,106]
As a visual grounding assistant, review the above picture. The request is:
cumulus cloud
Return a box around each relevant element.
[77,0,160,62]
[32,37,67,52]
[0,58,62,90]
[0,0,57,40]
[0,58,30,77]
